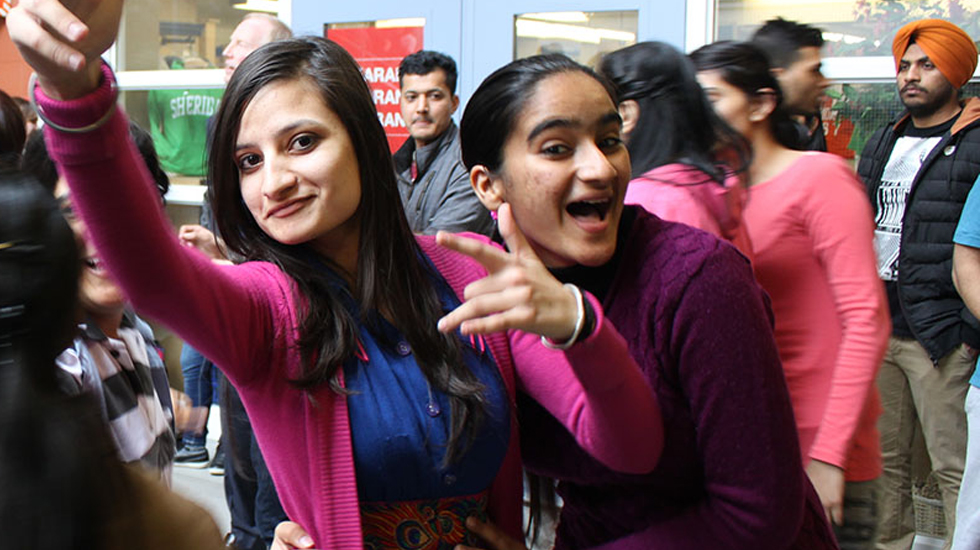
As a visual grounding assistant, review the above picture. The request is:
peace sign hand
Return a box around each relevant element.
[9,0,124,100]
[436,203,579,342]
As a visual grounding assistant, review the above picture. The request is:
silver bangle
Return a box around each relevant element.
[28,68,118,134]
[541,283,586,350]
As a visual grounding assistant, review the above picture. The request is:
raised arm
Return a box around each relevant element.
[9,0,289,384]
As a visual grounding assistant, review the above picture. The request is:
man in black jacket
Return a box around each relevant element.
[857,19,980,550]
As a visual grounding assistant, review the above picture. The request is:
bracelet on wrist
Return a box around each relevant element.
[541,283,586,350]
[29,62,118,134]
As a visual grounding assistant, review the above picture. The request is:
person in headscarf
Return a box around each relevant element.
[855,18,980,550]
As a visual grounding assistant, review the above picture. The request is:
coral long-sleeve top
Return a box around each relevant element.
[743,152,890,480]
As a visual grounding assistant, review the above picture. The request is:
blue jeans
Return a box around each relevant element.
[180,344,218,447]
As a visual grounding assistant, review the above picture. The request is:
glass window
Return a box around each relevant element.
[121,86,221,181]
[325,19,426,152]
[117,0,281,72]
[715,0,980,57]
[514,10,637,66]
[821,81,980,159]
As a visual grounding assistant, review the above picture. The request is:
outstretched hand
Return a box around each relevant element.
[436,203,580,342]
[8,0,124,99]
[271,521,316,550]
[178,224,228,262]
[806,459,846,525]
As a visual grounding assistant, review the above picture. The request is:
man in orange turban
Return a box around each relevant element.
[858,17,980,550]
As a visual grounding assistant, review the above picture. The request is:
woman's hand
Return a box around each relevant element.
[455,516,529,550]
[178,224,228,262]
[806,459,846,525]
[8,0,124,99]
[436,203,579,342]
[271,521,316,549]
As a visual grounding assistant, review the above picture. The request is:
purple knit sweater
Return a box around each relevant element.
[522,208,839,549]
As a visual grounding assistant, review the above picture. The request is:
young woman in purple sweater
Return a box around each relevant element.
[455,56,839,550]
[9,2,663,548]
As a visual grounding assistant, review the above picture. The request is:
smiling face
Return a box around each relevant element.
[54,178,126,318]
[484,71,629,268]
[236,77,362,271]
[400,69,459,148]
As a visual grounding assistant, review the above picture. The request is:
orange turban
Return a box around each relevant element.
[893,19,978,88]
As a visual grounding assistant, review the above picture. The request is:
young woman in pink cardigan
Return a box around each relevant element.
[8,2,662,548]
[692,41,890,547]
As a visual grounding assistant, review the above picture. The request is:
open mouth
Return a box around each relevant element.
[566,199,612,222]
[84,257,107,274]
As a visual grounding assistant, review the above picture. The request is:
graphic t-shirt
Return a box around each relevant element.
[873,117,954,335]
[148,87,223,176]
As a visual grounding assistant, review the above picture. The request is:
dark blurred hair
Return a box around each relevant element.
[0,91,26,170]
[690,41,802,149]
[751,17,824,69]
[599,41,750,181]
[21,122,169,201]
[12,97,37,125]
[460,53,615,173]
[0,171,137,550]
[209,36,485,463]
[399,50,458,93]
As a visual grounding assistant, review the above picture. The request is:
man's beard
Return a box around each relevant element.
[901,81,957,120]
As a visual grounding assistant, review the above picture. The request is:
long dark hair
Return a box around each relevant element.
[0,171,136,549]
[689,41,802,150]
[208,36,486,462]
[599,41,750,181]
[460,54,615,172]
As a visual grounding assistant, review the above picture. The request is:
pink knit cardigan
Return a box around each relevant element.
[37,68,662,548]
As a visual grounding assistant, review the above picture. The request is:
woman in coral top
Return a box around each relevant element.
[599,41,753,258]
[692,41,890,547]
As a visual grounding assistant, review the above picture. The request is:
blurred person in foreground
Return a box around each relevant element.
[0,170,223,550]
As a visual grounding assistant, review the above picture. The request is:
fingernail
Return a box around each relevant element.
[299,535,314,546]
[437,318,446,331]
[69,54,84,70]
[67,22,85,41]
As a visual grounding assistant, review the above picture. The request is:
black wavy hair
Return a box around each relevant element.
[689,41,802,150]
[399,50,458,93]
[751,17,825,69]
[599,41,750,181]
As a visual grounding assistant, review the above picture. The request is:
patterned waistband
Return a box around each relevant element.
[360,490,489,550]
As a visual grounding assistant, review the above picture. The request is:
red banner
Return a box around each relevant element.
[327,26,424,152]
